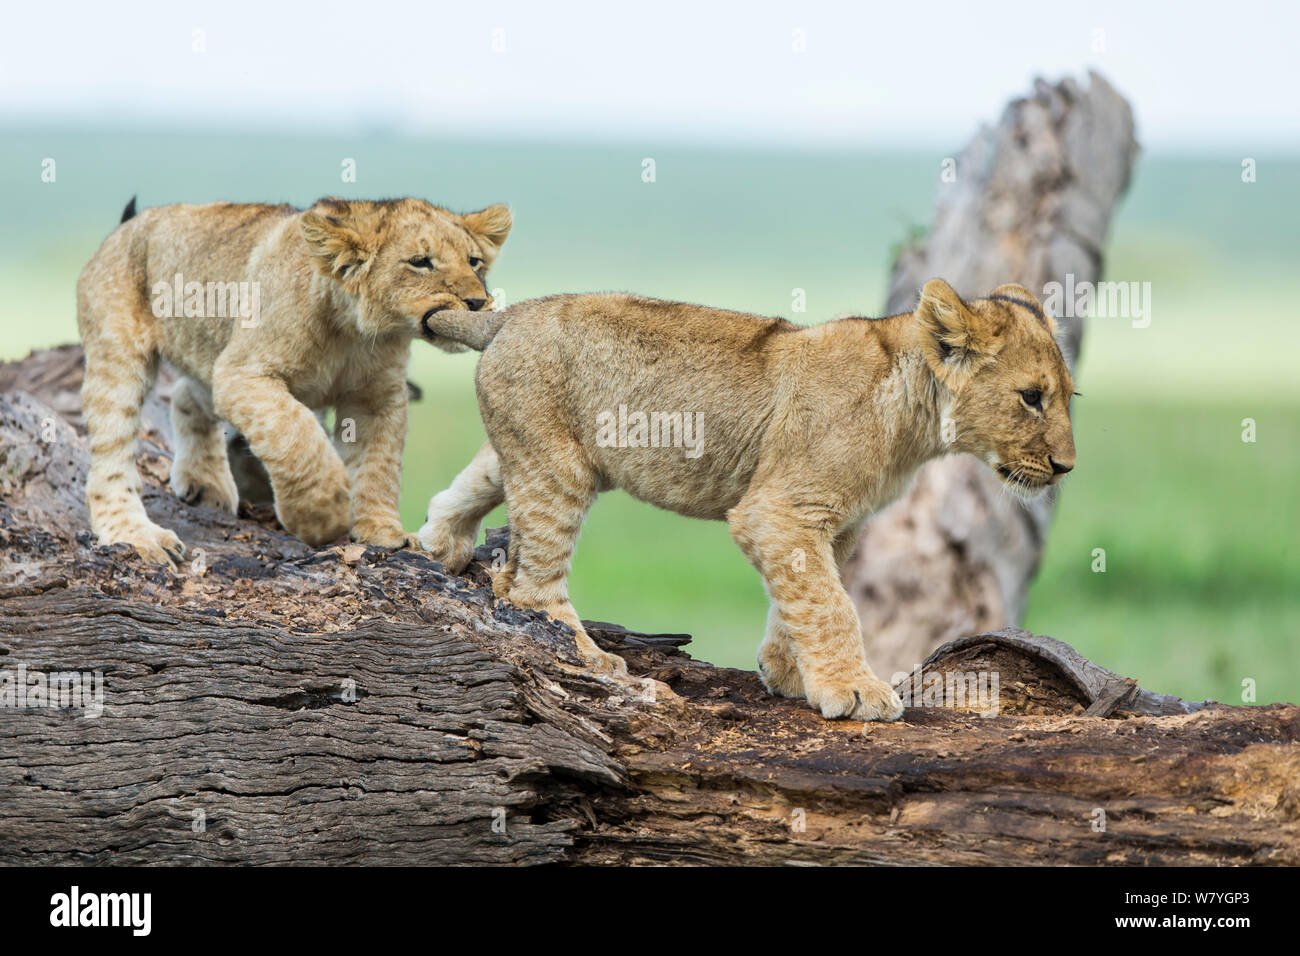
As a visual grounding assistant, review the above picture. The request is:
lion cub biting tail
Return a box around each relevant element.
[418,282,1075,721]
[78,196,511,564]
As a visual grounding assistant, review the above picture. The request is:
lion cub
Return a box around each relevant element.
[417,281,1075,722]
[77,196,511,564]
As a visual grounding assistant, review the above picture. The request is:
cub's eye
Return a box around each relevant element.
[468,256,484,269]
[1020,388,1043,409]
[409,256,434,269]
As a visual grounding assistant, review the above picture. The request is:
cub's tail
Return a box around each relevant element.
[420,307,507,352]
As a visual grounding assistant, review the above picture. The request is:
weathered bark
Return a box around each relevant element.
[2,349,1297,865]
[842,72,1139,677]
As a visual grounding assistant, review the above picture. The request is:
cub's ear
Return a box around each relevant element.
[990,282,1058,334]
[300,200,379,292]
[915,278,999,387]
[461,204,512,263]
[990,283,1038,303]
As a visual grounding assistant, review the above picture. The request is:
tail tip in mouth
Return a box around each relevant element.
[420,305,453,339]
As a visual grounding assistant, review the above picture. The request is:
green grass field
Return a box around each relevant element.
[2,127,1296,704]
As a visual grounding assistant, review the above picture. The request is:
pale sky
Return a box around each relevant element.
[2,0,1296,151]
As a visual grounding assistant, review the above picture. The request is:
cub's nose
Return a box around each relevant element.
[1050,457,1074,475]
[464,297,488,312]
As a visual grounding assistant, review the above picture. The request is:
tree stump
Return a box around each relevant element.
[842,72,1140,677]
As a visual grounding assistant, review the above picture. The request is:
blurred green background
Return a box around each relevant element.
[2,127,1296,704]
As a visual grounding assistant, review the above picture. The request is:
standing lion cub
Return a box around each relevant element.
[417,281,1076,722]
[77,195,511,564]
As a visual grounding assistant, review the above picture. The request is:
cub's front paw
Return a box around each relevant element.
[416,517,476,573]
[170,458,239,513]
[757,637,804,698]
[352,521,421,551]
[275,464,350,546]
[97,520,186,568]
[578,641,630,678]
[805,669,904,723]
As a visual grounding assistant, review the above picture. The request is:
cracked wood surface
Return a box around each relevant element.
[1,347,1297,865]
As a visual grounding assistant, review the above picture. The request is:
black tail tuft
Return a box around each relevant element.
[120,195,137,223]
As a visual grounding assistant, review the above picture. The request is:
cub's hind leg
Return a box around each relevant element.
[169,376,239,513]
[79,306,183,565]
[418,441,504,573]
[497,444,627,676]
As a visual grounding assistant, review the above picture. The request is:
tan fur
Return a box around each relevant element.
[419,280,1075,721]
[77,196,511,564]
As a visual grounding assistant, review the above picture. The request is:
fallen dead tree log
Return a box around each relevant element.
[1,356,1297,865]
